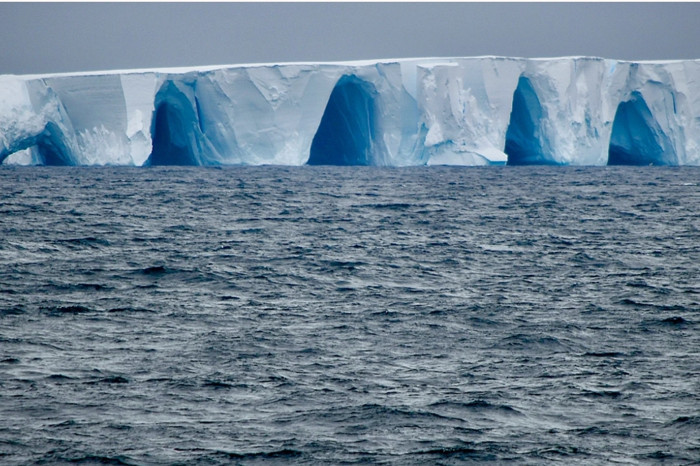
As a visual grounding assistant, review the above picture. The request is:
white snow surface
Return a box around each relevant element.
[1,56,699,166]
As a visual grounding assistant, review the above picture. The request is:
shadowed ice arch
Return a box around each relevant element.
[146,80,214,166]
[607,91,677,166]
[0,121,75,166]
[504,75,557,166]
[307,75,382,166]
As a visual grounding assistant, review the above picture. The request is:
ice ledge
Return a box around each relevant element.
[9,56,699,80]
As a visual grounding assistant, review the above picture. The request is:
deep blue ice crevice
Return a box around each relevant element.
[607,91,677,166]
[0,121,76,166]
[504,76,557,165]
[308,75,382,166]
[145,80,216,166]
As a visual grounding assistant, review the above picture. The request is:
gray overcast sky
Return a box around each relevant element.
[1,2,699,75]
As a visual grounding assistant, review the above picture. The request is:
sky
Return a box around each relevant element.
[1,2,700,75]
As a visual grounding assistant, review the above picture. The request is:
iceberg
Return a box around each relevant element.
[1,57,699,166]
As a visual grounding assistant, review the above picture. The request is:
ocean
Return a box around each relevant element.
[1,165,699,464]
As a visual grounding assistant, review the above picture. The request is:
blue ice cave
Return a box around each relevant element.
[504,76,555,165]
[36,122,75,165]
[607,91,677,166]
[0,121,75,166]
[146,81,208,166]
[308,75,379,165]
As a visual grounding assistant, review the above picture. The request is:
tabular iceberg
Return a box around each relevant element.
[1,57,699,166]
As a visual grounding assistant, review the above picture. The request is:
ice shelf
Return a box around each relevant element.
[2,57,699,166]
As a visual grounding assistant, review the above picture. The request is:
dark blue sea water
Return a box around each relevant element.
[1,165,699,465]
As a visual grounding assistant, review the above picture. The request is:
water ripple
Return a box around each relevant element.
[1,165,699,463]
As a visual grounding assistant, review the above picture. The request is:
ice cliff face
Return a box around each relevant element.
[1,57,699,166]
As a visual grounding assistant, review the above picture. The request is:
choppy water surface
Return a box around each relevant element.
[1,165,699,464]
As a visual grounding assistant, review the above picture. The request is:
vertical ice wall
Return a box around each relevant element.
[1,57,699,166]
[417,58,520,165]
[190,65,337,165]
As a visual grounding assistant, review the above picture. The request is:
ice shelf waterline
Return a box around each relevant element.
[1,56,699,167]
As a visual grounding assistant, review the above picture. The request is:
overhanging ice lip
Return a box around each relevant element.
[1,56,699,166]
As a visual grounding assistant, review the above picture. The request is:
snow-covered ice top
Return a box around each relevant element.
[1,56,699,166]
